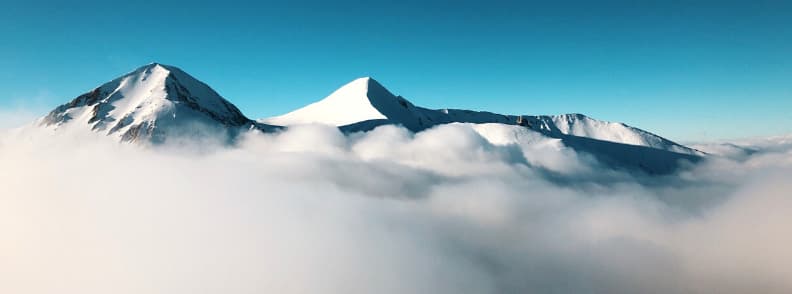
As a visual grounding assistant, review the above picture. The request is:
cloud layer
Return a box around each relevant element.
[1,120,791,294]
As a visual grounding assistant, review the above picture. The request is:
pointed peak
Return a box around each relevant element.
[129,62,196,78]
[120,63,173,82]
[122,63,208,89]
[329,77,377,96]
[365,77,391,93]
[338,76,391,94]
[142,61,175,69]
[353,76,382,84]
[340,76,374,87]
[355,76,384,86]
[40,62,253,143]
[343,76,382,84]
[131,62,168,73]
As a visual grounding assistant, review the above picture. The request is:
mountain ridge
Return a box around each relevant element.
[35,63,703,174]
[262,77,701,156]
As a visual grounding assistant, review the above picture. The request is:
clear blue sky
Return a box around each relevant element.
[1,0,790,141]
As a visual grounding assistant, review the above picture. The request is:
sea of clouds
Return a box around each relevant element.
[1,115,791,294]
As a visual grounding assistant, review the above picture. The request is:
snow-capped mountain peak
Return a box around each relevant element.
[40,62,269,143]
[262,77,702,157]
[266,76,418,127]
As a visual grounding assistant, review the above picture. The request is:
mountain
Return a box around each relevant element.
[262,77,701,156]
[265,77,443,130]
[40,63,277,144]
[36,64,701,174]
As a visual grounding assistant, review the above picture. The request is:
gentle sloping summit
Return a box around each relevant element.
[41,63,276,143]
[529,113,699,155]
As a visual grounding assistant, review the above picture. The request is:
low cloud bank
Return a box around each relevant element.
[1,119,791,294]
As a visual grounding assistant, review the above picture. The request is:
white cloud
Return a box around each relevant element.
[1,115,791,294]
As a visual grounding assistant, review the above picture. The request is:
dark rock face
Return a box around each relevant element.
[42,87,111,126]
[166,75,250,127]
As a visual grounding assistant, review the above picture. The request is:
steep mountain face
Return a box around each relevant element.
[262,77,701,156]
[40,63,276,143]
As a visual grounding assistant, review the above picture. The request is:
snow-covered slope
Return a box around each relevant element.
[530,114,698,155]
[267,77,387,126]
[262,77,701,156]
[266,77,447,131]
[40,63,277,143]
[470,123,700,175]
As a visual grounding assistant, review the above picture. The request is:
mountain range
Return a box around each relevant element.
[37,63,703,174]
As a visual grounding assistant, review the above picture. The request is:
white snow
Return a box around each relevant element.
[262,77,700,156]
[545,114,701,155]
[266,77,388,126]
[40,63,256,143]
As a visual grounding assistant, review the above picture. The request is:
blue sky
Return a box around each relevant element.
[1,0,790,141]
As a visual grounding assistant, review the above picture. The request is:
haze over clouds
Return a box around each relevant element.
[1,114,791,294]
[0,108,40,129]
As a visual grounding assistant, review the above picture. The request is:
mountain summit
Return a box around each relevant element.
[266,77,431,129]
[262,77,701,156]
[40,63,275,143]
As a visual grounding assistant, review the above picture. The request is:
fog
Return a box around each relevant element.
[1,119,791,294]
